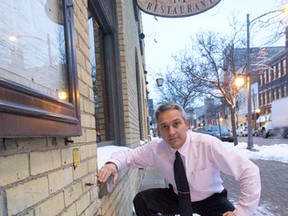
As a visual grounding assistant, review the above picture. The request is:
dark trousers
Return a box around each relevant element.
[133,188,235,216]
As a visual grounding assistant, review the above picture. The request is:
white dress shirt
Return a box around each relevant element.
[109,131,261,216]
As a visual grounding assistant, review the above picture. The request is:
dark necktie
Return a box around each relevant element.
[174,151,193,216]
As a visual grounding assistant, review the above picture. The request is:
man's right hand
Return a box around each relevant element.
[96,162,118,184]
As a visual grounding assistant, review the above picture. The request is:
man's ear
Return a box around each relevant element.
[157,127,161,137]
[185,118,189,130]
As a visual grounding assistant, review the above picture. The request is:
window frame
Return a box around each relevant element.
[88,0,126,147]
[0,0,81,137]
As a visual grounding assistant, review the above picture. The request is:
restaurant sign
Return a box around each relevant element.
[136,0,221,18]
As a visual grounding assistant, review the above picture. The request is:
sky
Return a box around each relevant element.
[141,0,288,100]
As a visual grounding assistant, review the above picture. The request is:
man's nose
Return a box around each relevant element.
[168,126,176,135]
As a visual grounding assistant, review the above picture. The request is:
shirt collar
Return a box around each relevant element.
[171,131,190,157]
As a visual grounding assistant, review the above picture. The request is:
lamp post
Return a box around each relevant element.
[246,8,286,150]
[246,13,253,149]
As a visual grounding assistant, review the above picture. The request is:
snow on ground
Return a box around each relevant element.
[224,141,288,163]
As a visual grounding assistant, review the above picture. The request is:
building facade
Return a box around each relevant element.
[0,0,148,215]
[258,48,288,115]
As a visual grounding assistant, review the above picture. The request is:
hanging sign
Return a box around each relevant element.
[136,0,221,18]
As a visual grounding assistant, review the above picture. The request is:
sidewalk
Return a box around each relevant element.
[139,159,288,216]
[139,167,167,192]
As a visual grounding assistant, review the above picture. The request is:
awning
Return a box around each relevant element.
[256,114,270,123]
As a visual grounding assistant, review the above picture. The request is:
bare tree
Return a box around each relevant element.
[156,64,203,109]
[254,7,288,45]
[167,28,244,145]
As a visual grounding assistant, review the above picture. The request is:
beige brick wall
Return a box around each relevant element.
[0,0,99,215]
[117,0,149,148]
[0,1,148,215]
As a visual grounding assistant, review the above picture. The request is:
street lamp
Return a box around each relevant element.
[156,78,164,87]
[234,76,245,89]
[246,7,286,150]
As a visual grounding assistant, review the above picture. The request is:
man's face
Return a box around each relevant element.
[157,109,188,149]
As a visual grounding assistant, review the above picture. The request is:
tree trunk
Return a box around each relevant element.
[230,106,238,146]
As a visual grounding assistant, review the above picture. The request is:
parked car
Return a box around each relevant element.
[203,126,234,142]
[236,126,248,136]
[253,129,260,137]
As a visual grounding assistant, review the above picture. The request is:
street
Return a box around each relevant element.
[237,135,288,146]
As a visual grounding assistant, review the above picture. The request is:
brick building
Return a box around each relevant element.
[258,48,288,115]
[0,0,148,215]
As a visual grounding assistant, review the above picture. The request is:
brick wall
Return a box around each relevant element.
[0,0,99,215]
[0,0,148,215]
[93,1,148,215]
[117,0,149,148]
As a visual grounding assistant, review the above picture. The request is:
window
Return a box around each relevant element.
[260,93,263,106]
[268,90,271,103]
[88,0,125,146]
[263,70,266,84]
[281,85,285,98]
[278,87,282,99]
[274,88,277,100]
[273,65,277,80]
[0,0,81,137]
[259,74,263,86]
[266,69,271,82]
[282,59,286,75]
[278,62,281,77]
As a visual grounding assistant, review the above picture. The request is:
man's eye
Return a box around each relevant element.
[161,125,168,129]
[174,122,180,127]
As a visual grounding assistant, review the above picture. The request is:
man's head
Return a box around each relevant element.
[155,102,188,149]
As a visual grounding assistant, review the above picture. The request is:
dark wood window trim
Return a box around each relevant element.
[0,0,81,137]
[89,0,126,147]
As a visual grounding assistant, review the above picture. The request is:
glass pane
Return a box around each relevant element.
[0,0,69,101]
[88,17,101,142]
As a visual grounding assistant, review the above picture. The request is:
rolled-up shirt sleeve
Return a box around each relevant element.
[108,142,157,170]
[209,138,261,216]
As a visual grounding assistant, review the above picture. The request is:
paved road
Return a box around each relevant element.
[237,135,288,146]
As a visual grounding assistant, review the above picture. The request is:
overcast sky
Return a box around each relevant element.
[142,0,288,100]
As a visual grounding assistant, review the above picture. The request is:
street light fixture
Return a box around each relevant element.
[246,7,287,150]
[234,76,245,89]
[156,78,164,87]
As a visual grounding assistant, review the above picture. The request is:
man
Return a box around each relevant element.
[97,102,261,216]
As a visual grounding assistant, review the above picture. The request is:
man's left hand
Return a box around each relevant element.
[223,211,236,216]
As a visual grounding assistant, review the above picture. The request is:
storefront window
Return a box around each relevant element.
[0,0,68,100]
[0,0,81,137]
[88,0,126,146]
